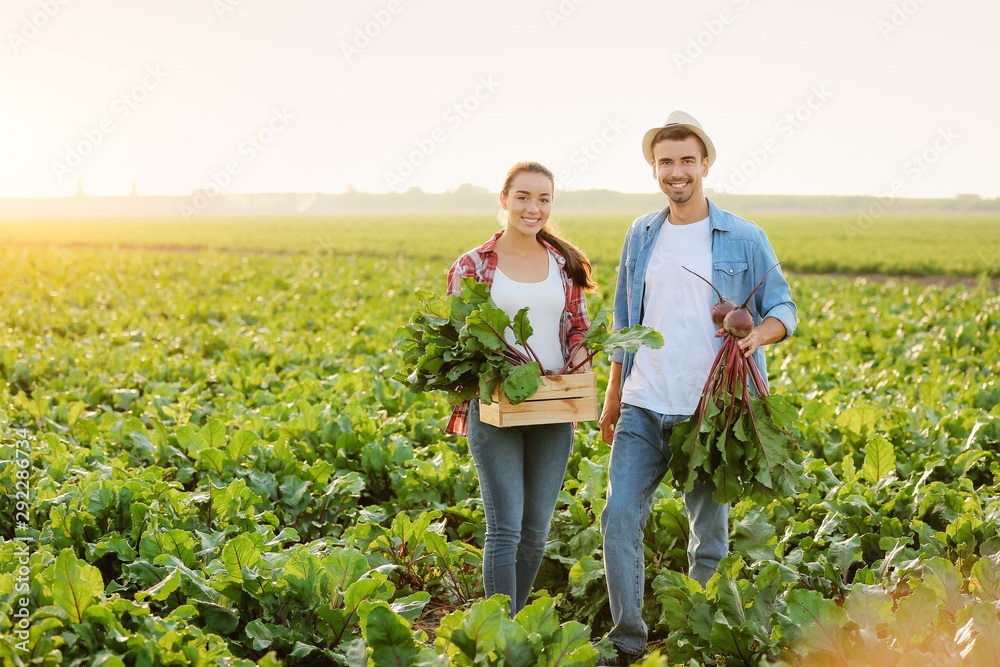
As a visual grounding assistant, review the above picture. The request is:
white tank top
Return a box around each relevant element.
[490,251,565,372]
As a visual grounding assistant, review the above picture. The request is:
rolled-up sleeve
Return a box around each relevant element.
[565,282,590,350]
[446,259,471,297]
[610,231,634,364]
[753,231,797,342]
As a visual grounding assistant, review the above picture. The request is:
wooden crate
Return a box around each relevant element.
[479,372,598,427]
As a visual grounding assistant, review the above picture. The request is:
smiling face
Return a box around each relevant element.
[500,171,553,238]
[651,136,709,205]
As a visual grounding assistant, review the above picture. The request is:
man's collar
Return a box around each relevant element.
[648,198,729,233]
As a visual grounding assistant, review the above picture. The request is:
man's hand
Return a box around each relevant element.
[599,361,623,445]
[736,316,787,358]
[736,328,764,358]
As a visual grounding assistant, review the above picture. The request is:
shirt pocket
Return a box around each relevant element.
[713,260,749,303]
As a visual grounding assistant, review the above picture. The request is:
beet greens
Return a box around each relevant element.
[394,277,663,406]
[669,264,803,505]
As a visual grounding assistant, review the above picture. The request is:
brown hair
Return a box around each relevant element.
[650,126,708,162]
[500,161,596,291]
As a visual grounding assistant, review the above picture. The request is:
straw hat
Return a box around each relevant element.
[641,110,716,166]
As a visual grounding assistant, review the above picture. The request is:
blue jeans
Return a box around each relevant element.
[600,403,730,653]
[467,400,574,616]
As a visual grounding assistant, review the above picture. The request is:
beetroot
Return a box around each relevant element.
[722,308,754,338]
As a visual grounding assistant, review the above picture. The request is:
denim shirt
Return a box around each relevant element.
[611,199,797,394]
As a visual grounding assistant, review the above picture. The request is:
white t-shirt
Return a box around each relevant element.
[621,216,719,415]
[491,250,565,372]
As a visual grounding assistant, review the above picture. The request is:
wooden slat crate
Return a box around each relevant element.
[479,372,598,427]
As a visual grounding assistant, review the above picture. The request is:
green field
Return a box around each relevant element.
[3,212,999,276]
[1,217,1000,665]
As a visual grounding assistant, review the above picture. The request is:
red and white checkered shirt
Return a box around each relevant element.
[445,231,591,436]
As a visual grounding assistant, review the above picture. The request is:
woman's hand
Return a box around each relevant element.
[569,346,590,373]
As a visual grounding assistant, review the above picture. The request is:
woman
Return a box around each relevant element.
[445,161,596,616]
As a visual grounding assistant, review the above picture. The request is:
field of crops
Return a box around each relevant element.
[2,212,999,276]
[2,215,1000,666]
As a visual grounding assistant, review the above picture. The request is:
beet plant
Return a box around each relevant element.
[668,264,804,504]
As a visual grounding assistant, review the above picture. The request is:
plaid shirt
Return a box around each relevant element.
[445,231,591,436]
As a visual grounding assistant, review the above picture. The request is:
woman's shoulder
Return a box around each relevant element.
[450,232,502,275]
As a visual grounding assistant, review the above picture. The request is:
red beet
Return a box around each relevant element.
[723,308,754,338]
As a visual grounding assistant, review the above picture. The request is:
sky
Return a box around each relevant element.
[1,0,998,200]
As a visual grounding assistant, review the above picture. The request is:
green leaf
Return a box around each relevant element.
[763,394,798,428]
[972,553,1000,602]
[500,361,544,405]
[194,599,240,635]
[135,568,181,602]
[510,307,533,347]
[226,429,257,460]
[363,604,421,667]
[860,432,896,484]
[49,548,105,624]
[826,534,863,585]
[732,508,776,561]
[957,603,1000,666]
[577,308,611,350]
[836,404,881,436]
[568,556,604,591]
[599,325,664,355]
[245,619,275,651]
[460,276,491,304]
[709,615,757,660]
[515,596,560,638]
[328,547,370,594]
[784,589,849,660]
[436,596,505,658]
[845,583,893,631]
[714,573,747,627]
[390,592,431,622]
[841,453,857,484]
[887,585,939,652]
[221,533,262,583]
[345,574,393,613]
[544,620,598,666]
[920,556,965,620]
[465,303,511,353]
[495,617,536,666]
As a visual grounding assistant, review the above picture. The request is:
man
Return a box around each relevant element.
[595,111,797,665]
